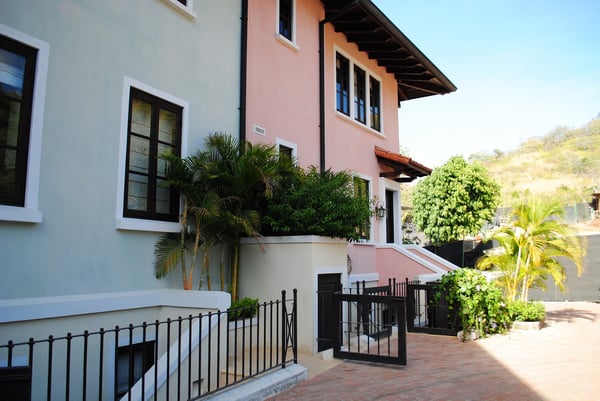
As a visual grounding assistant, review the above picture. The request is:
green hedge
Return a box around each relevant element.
[508,300,546,322]
[228,297,259,321]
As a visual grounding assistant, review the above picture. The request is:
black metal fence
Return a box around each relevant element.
[333,292,406,365]
[406,282,459,336]
[0,290,297,401]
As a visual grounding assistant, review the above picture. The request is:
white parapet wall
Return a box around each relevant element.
[239,235,349,354]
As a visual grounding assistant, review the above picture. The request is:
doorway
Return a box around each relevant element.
[317,273,342,352]
[385,190,395,243]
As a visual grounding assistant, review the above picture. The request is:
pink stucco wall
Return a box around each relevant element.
[322,26,401,176]
[245,0,322,167]
[246,1,409,277]
[376,247,439,285]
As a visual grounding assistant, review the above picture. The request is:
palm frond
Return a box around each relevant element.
[154,233,187,278]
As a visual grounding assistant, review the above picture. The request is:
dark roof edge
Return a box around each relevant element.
[356,0,457,93]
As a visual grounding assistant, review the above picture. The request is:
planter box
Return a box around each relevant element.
[512,319,544,331]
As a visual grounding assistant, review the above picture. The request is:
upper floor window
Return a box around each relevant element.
[335,51,382,133]
[0,35,36,207]
[369,77,381,131]
[124,88,181,223]
[0,24,48,223]
[336,53,350,115]
[278,0,294,42]
[354,66,366,124]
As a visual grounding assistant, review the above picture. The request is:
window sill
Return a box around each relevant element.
[116,217,181,233]
[161,0,197,20]
[276,34,299,51]
[0,205,42,223]
[336,111,385,138]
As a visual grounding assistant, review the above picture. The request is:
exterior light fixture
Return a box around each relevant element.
[375,202,386,219]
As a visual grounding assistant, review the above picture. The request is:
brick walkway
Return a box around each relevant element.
[267,302,600,401]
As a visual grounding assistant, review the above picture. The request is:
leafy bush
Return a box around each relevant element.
[412,156,500,245]
[228,297,259,321]
[435,268,511,338]
[508,300,546,322]
[262,167,372,241]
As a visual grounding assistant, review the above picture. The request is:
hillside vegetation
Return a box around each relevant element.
[468,115,600,207]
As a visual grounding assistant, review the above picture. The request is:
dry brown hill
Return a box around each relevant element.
[469,116,600,207]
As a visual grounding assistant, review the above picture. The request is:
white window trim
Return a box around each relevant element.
[275,137,298,161]
[352,172,374,243]
[275,0,299,49]
[0,23,48,223]
[334,47,384,136]
[115,77,189,233]
[161,0,197,20]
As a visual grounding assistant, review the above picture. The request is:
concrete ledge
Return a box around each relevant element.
[512,320,545,331]
[0,289,230,323]
[203,364,307,401]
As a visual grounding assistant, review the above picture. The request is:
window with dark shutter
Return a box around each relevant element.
[124,88,181,222]
[0,35,37,207]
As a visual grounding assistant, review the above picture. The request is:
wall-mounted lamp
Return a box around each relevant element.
[375,202,386,219]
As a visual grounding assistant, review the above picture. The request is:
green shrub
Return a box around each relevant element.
[262,167,372,241]
[435,268,511,338]
[228,297,259,321]
[508,300,546,322]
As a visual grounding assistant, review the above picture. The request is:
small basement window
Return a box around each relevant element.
[115,341,155,399]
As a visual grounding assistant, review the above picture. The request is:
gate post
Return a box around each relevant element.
[281,290,287,368]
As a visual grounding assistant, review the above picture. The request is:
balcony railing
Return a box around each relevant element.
[0,289,297,401]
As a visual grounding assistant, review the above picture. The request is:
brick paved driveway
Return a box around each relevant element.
[268,302,600,401]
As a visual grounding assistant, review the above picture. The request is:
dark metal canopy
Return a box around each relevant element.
[375,146,432,182]
[321,0,457,102]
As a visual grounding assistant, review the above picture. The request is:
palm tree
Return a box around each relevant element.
[154,153,221,290]
[201,133,294,301]
[477,197,586,301]
[154,133,294,295]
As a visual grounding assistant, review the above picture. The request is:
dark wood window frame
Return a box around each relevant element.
[124,88,181,222]
[353,176,370,240]
[354,65,366,124]
[0,34,37,207]
[278,144,293,160]
[336,53,350,115]
[279,0,293,41]
[369,76,381,132]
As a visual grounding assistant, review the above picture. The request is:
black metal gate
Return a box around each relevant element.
[332,291,406,365]
[406,282,459,336]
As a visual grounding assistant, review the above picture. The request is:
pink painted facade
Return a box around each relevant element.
[245,0,322,167]
[245,0,456,284]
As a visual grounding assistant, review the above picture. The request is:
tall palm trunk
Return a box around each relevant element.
[520,253,532,301]
[180,199,191,290]
[511,246,523,301]
[231,241,240,302]
[219,242,226,291]
[202,243,212,290]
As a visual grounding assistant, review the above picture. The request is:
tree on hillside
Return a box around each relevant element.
[477,197,586,301]
[412,156,500,246]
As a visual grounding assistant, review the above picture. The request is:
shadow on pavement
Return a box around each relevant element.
[267,332,544,401]
[545,307,597,323]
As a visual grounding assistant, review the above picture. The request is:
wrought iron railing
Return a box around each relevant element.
[0,289,297,401]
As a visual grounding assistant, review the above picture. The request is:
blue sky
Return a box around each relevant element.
[374,0,600,167]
